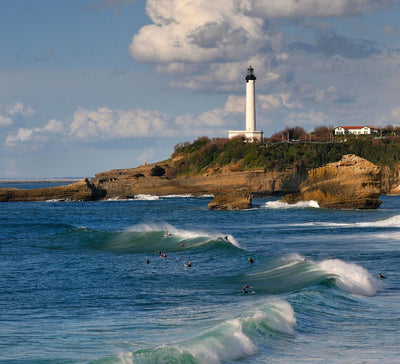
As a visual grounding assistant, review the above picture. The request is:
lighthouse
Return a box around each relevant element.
[228,65,263,142]
[245,65,256,132]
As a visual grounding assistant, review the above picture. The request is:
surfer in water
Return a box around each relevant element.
[242,284,249,294]
[184,261,191,267]
[248,257,254,264]
[165,230,171,237]
[378,273,387,279]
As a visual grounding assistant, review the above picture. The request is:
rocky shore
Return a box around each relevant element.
[0,178,105,202]
[0,153,397,209]
[281,155,382,209]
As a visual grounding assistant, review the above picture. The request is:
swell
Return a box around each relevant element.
[97,299,296,364]
[93,223,241,254]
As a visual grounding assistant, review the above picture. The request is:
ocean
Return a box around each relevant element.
[1,183,400,363]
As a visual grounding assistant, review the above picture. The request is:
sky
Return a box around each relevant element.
[1,0,400,178]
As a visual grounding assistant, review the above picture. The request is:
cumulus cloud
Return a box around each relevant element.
[5,119,64,148]
[0,114,13,127]
[3,102,35,117]
[130,0,267,63]
[5,128,34,146]
[258,93,302,109]
[0,102,35,127]
[69,107,171,140]
[130,0,397,64]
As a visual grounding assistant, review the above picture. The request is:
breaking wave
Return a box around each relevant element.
[128,299,295,364]
[264,200,320,209]
[94,223,241,253]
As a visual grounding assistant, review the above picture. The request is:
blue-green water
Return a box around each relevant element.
[1,189,400,363]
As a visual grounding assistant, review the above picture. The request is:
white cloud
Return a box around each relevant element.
[224,95,245,113]
[0,102,35,127]
[258,93,302,109]
[4,119,64,149]
[241,0,398,18]
[5,128,34,147]
[130,0,268,63]
[0,114,13,127]
[43,119,64,133]
[6,102,35,116]
[69,107,171,140]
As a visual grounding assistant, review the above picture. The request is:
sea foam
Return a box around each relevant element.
[317,259,380,296]
[131,299,295,364]
[264,200,320,209]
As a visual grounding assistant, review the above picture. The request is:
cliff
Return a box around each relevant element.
[90,165,307,198]
[281,154,382,209]
[0,178,106,202]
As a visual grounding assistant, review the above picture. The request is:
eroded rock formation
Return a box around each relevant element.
[0,178,106,202]
[208,191,252,210]
[281,154,382,209]
[91,165,307,198]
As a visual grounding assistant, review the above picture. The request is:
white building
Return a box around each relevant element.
[228,66,263,142]
[334,126,379,135]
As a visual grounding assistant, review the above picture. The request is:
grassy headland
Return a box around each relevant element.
[168,134,400,177]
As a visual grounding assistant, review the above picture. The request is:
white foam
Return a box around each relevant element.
[125,222,242,248]
[264,200,319,209]
[134,194,159,200]
[161,194,193,198]
[183,320,257,364]
[249,299,296,335]
[317,259,379,296]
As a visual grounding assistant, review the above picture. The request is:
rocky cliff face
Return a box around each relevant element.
[0,178,106,202]
[90,165,307,198]
[281,154,382,209]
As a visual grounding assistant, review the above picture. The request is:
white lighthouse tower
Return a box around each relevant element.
[228,65,263,142]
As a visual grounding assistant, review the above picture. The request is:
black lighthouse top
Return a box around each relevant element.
[246,65,256,82]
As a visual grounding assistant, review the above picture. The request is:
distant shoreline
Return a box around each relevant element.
[0,178,85,184]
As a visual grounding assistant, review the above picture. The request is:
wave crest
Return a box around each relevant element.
[264,200,320,209]
[317,259,381,296]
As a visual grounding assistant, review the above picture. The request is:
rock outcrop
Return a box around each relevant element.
[91,165,307,198]
[281,154,382,209]
[208,191,252,210]
[0,178,106,202]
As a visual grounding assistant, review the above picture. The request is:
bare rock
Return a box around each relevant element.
[281,154,382,209]
[0,178,106,202]
[208,191,252,210]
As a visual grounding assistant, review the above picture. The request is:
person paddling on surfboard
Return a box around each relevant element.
[378,273,387,279]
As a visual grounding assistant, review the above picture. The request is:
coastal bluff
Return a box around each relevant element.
[90,165,306,198]
[0,178,105,202]
[281,154,382,209]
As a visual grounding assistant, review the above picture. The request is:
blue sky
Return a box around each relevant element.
[1,0,400,178]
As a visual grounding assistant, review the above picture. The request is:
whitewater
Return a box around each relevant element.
[1,187,400,363]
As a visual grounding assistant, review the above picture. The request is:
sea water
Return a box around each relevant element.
[1,184,400,363]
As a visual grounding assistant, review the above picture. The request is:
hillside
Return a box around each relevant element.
[168,135,400,177]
